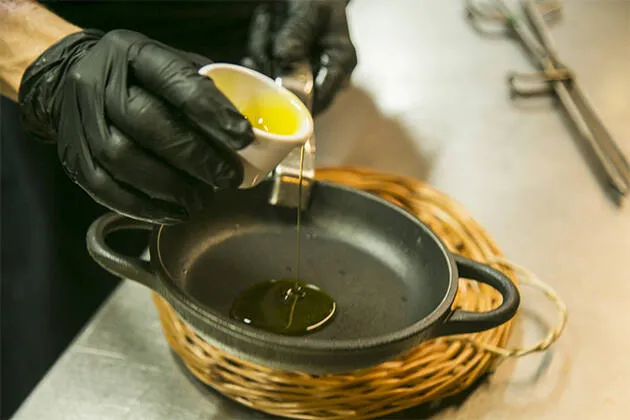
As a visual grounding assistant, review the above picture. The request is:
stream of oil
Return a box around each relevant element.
[230,144,337,336]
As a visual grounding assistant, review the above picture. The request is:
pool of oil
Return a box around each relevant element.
[230,279,336,336]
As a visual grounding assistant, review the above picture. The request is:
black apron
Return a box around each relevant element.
[1,2,259,417]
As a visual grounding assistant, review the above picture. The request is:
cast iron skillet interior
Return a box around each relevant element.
[155,180,453,342]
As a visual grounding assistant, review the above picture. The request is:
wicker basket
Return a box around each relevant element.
[152,167,566,420]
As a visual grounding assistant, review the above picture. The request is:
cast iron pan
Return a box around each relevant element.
[87,180,519,374]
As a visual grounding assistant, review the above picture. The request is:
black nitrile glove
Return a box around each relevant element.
[19,29,254,224]
[242,0,357,114]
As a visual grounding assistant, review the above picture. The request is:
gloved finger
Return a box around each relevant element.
[130,42,254,151]
[147,37,212,70]
[313,38,357,114]
[272,1,321,65]
[241,56,261,72]
[180,50,213,68]
[59,141,188,225]
[94,125,209,214]
[107,86,241,189]
[244,4,274,76]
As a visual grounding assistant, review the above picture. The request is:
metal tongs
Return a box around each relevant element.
[269,62,316,210]
[467,0,630,202]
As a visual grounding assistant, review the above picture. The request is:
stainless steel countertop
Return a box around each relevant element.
[14,1,630,419]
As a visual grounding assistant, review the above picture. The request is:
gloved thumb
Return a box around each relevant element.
[272,1,321,65]
[242,4,274,76]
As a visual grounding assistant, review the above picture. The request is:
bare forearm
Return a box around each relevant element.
[0,0,80,101]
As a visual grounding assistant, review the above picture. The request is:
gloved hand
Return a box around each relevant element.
[19,29,254,224]
[242,0,357,115]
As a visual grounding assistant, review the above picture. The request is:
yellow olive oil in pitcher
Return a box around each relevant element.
[230,146,337,336]
[239,97,299,135]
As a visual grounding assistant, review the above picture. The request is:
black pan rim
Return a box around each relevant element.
[151,180,458,352]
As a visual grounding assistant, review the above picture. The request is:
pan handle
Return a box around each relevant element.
[86,212,158,291]
[438,255,520,336]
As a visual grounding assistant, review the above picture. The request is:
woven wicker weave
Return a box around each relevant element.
[152,167,565,420]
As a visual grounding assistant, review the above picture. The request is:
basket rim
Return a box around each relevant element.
[150,179,461,352]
